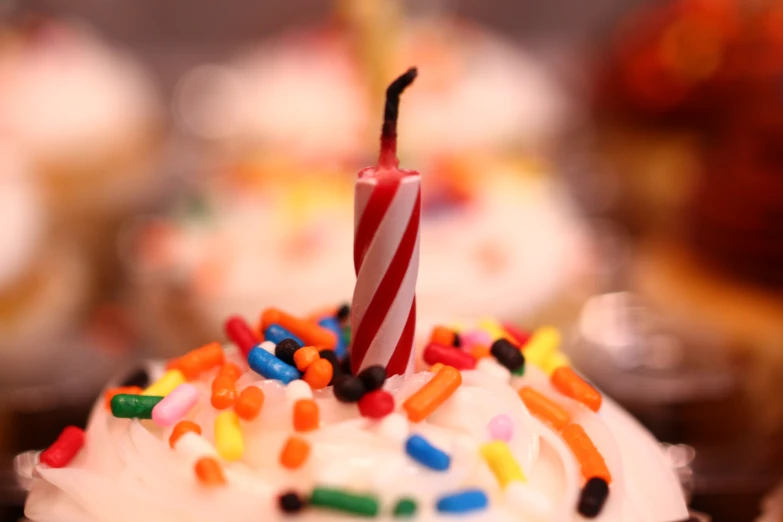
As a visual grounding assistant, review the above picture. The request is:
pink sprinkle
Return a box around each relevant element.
[461,330,492,349]
[487,414,514,442]
[152,384,199,427]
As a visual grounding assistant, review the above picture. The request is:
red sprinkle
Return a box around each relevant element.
[224,316,260,357]
[358,389,395,419]
[502,322,533,347]
[422,342,477,370]
[40,426,85,468]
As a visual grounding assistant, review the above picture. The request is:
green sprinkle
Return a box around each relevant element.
[393,498,418,517]
[310,486,379,517]
[512,363,525,376]
[341,326,352,346]
[110,394,164,419]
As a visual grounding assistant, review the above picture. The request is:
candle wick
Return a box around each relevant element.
[379,67,418,169]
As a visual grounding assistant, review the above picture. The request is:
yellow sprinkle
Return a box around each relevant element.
[540,352,571,376]
[480,441,525,488]
[477,318,512,342]
[214,411,244,461]
[142,369,185,396]
[523,327,561,368]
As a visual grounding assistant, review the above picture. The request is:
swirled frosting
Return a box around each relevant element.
[25,341,687,522]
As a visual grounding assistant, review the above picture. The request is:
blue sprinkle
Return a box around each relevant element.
[318,317,346,358]
[264,324,304,346]
[248,346,301,384]
[436,489,489,514]
[405,434,451,471]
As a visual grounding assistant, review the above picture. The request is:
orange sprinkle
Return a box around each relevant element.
[403,366,462,423]
[169,420,202,448]
[293,399,320,432]
[194,457,226,486]
[562,424,612,483]
[261,308,336,349]
[551,367,602,412]
[293,346,320,371]
[218,362,243,381]
[518,386,571,432]
[280,436,310,469]
[469,345,491,359]
[430,325,456,347]
[429,363,445,373]
[168,342,225,380]
[235,386,265,421]
[104,386,142,410]
[303,359,333,390]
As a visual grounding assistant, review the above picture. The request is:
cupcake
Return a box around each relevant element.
[23,307,689,522]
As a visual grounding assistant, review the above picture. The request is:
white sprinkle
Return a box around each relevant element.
[504,482,552,520]
[476,357,511,384]
[260,341,276,354]
[285,379,313,402]
[173,432,218,463]
[376,413,409,443]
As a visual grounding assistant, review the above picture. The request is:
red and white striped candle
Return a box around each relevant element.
[351,68,420,377]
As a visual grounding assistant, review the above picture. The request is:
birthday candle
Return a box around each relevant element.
[350,68,420,377]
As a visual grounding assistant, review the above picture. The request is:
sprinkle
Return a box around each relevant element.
[469,345,491,360]
[405,434,451,471]
[541,352,571,376]
[480,441,525,488]
[248,346,301,384]
[357,365,387,392]
[461,329,492,349]
[578,477,610,518]
[293,346,320,371]
[152,383,199,426]
[104,386,142,411]
[490,339,525,372]
[169,420,201,448]
[211,363,242,409]
[430,325,457,347]
[194,457,226,486]
[278,491,306,513]
[286,379,314,402]
[518,386,571,431]
[504,482,553,519]
[522,327,560,367]
[261,308,337,349]
[422,342,477,370]
[436,489,488,514]
[40,426,85,468]
[265,325,305,347]
[487,414,514,442]
[332,375,367,403]
[318,349,342,384]
[502,322,533,347]
[551,367,602,412]
[293,399,320,432]
[376,413,410,442]
[477,318,517,346]
[173,431,218,461]
[309,487,380,517]
[358,390,395,419]
[274,338,303,367]
[224,315,260,357]
[336,304,350,323]
[259,340,276,354]
[167,342,225,380]
[280,436,310,469]
[476,357,512,383]
[318,317,347,358]
[392,498,418,517]
[303,359,334,390]
[235,386,265,420]
[402,366,462,423]
[111,394,163,419]
[273,338,301,367]
[214,411,244,461]
[142,369,186,397]
[562,424,612,483]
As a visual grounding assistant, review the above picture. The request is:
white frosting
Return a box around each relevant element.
[0,22,158,163]
[0,148,43,290]
[128,169,587,355]
[24,355,688,522]
[185,19,565,159]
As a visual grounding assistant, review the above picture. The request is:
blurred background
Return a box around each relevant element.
[1,0,783,520]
